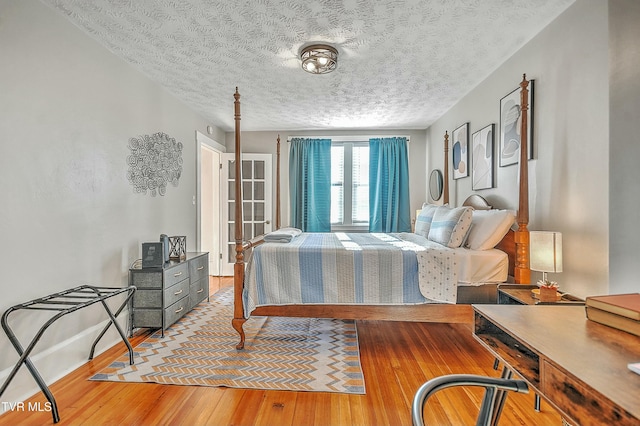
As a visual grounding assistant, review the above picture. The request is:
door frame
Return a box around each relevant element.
[196,131,225,276]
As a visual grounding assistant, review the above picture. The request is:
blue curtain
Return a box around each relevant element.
[289,138,332,232]
[369,137,411,232]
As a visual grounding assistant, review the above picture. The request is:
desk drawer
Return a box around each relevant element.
[474,312,540,387]
[543,361,637,426]
[164,278,189,307]
[164,263,189,288]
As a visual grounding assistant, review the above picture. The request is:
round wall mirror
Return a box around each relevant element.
[429,169,443,201]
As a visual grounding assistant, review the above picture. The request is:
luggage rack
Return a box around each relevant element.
[0,285,136,423]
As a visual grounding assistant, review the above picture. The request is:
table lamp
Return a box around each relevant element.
[530,231,563,286]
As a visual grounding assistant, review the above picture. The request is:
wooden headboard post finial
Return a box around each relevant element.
[232,88,247,347]
[443,131,450,206]
[514,75,531,284]
[276,135,281,230]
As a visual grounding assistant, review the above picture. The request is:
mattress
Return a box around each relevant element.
[454,247,509,285]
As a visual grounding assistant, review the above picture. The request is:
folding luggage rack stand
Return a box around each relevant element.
[0,285,136,423]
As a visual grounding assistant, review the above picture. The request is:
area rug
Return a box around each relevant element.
[91,287,365,394]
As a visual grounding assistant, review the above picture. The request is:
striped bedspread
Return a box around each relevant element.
[243,232,458,318]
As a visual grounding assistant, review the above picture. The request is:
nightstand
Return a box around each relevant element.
[498,284,584,305]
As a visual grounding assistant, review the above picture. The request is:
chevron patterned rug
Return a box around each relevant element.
[91,287,365,394]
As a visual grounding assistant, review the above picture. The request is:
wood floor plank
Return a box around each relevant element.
[0,278,563,425]
[290,389,317,425]
[253,390,296,426]
[223,389,265,425]
[330,392,352,426]
[159,387,226,425]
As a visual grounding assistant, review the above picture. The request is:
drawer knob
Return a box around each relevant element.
[174,289,183,295]
[174,271,183,277]
[175,306,184,314]
[197,266,204,271]
[196,288,204,294]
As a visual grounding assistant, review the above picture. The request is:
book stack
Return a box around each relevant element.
[585,293,640,337]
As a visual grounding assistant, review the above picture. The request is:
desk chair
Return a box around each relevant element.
[412,374,529,426]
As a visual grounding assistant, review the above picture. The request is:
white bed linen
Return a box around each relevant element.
[401,233,508,286]
[454,247,508,285]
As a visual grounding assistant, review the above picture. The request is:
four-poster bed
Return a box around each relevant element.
[231,75,531,349]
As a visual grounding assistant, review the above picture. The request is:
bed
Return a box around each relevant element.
[230,75,532,349]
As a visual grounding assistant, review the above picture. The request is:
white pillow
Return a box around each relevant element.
[465,209,516,250]
[415,204,438,238]
[428,206,473,248]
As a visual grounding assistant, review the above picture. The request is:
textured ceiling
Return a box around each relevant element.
[42,0,574,132]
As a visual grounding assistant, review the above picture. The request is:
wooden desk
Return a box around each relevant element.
[473,305,640,425]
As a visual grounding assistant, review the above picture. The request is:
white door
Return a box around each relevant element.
[200,144,222,275]
[221,153,273,275]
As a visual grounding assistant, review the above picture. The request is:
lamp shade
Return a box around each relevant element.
[530,231,562,273]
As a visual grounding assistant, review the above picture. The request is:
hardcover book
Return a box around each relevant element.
[586,306,640,337]
[585,293,640,320]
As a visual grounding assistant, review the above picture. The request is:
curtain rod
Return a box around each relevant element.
[286,135,411,143]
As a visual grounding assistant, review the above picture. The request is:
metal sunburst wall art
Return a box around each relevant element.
[127,132,183,196]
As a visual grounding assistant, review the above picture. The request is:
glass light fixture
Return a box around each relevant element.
[300,44,338,74]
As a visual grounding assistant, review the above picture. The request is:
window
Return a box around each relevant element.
[331,142,369,229]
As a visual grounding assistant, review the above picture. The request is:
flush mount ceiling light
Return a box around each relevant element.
[300,44,338,74]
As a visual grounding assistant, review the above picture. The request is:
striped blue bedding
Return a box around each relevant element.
[243,232,459,318]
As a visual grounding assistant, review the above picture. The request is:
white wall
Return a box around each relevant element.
[0,1,222,406]
[426,0,609,298]
[225,129,428,229]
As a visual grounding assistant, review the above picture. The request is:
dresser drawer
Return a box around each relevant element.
[164,296,189,328]
[189,277,209,309]
[542,361,637,426]
[132,308,162,328]
[189,254,209,282]
[130,270,162,289]
[133,289,162,308]
[165,278,189,307]
[164,263,189,288]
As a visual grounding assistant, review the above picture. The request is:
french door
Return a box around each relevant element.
[221,153,273,275]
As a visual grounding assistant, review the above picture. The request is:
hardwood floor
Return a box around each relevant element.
[0,277,562,425]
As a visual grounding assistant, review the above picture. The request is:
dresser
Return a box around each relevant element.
[129,252,209,336]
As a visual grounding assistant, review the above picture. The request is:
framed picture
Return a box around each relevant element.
[499,80,534,167]
[452,122,469,179]
[472,124,494,190]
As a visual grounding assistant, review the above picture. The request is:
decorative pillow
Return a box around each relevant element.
[415,204,438,238]
[465,209,516,250]
[428,206,474,248]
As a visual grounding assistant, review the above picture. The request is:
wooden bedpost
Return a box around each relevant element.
[276,135,281,230]
[232,87,247,349]
[514,75,531,284]
[443,131,450,205]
